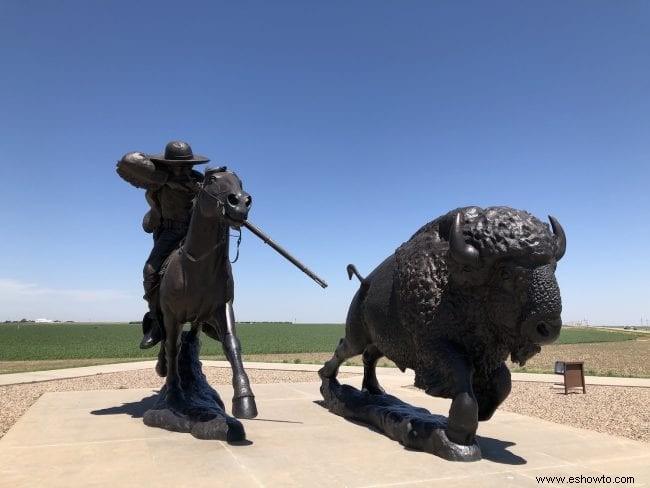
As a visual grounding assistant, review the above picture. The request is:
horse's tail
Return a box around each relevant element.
[346,264,365,282]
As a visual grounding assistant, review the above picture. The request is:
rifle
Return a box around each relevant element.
[243,221,328,289]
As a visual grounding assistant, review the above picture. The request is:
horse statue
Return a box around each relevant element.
[144,166,257,439]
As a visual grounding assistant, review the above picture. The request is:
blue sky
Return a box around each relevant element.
[0,1,648,326]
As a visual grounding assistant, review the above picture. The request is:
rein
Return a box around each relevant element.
[230,227,242,263]
[180,241,226,263]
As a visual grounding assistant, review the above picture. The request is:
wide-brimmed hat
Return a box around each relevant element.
[149,141,210,165]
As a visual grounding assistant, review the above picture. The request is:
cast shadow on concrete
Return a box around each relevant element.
[91,392,159,419]
[90,393,254,445]
[247,418,303,425]
[475,436,526,465]
[314,400,526,465]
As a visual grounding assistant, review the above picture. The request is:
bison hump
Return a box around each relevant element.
[394,232,449,330]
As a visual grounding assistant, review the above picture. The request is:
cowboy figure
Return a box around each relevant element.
[116,141,209,348]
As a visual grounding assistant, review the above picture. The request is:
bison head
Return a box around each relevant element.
[447,207,566,365]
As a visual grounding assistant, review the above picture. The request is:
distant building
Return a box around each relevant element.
[34,318,54,323]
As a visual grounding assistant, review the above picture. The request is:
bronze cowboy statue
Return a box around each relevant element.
[116,141,209,349]
[116,140,327,439]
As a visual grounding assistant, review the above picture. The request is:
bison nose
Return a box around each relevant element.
[531,317,562,345]
[536,321,550,339]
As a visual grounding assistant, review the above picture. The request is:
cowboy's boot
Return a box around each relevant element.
[140,280,162,349]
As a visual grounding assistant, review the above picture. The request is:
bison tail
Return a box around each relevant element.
[346,264,365,282]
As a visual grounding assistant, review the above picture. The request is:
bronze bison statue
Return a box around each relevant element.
[319,206,566,448]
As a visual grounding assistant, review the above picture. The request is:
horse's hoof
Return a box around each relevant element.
[155,361,167,377]
[232,396,258,419]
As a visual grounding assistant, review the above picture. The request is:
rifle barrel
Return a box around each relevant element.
[243,220,328,288]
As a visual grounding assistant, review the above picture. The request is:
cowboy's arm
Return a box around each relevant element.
[116,151,168,190]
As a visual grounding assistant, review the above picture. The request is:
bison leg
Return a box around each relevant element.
[447,391,479,446]
[422,343,479,446]
[320,287,369,380]
[319,337,365,381]
[474,363,512,421]
[361,345,385,394]
[215,301,257,419]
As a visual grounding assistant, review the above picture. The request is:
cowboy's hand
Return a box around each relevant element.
[116,152,168,189]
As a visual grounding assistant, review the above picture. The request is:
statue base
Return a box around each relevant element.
[143,332,246,442]
[319,378,481,462]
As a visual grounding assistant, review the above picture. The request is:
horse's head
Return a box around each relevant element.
[198,167,252,227]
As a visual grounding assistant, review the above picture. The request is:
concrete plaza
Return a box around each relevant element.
[0,364,648,487]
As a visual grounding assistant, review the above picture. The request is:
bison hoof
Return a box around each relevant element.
[362,382,386,395]
[317,366,328,379]
[318,365,339,381]
[232,396,258,419]
[445,427,475,446]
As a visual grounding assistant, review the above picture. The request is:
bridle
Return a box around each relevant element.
[180,180,244,263]
[198,183,228,206]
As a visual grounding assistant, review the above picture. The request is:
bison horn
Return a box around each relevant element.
[449,212,480,266]
[548,215,566,261]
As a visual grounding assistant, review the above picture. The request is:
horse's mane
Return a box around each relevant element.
[205,166,228,177]
[205,166,243,186]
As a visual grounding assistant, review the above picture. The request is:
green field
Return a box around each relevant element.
[0,322,345,361]
[0,322,641,362]
[553,327,643,344]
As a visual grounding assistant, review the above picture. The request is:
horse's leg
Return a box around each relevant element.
[154,311,167,377]
[197,321,227,411]
[216,301,258,419]
[155,342,167,377]
[188,321,202,341]
[162,313,184,411]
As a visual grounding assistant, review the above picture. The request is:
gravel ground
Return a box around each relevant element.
[501,381,649,443]
[512,339,650,377]
[1,367,648,443]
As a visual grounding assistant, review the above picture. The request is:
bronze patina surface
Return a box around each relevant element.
[320,206,566,461]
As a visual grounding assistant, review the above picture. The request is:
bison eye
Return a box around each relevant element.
[500,269,512,280]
